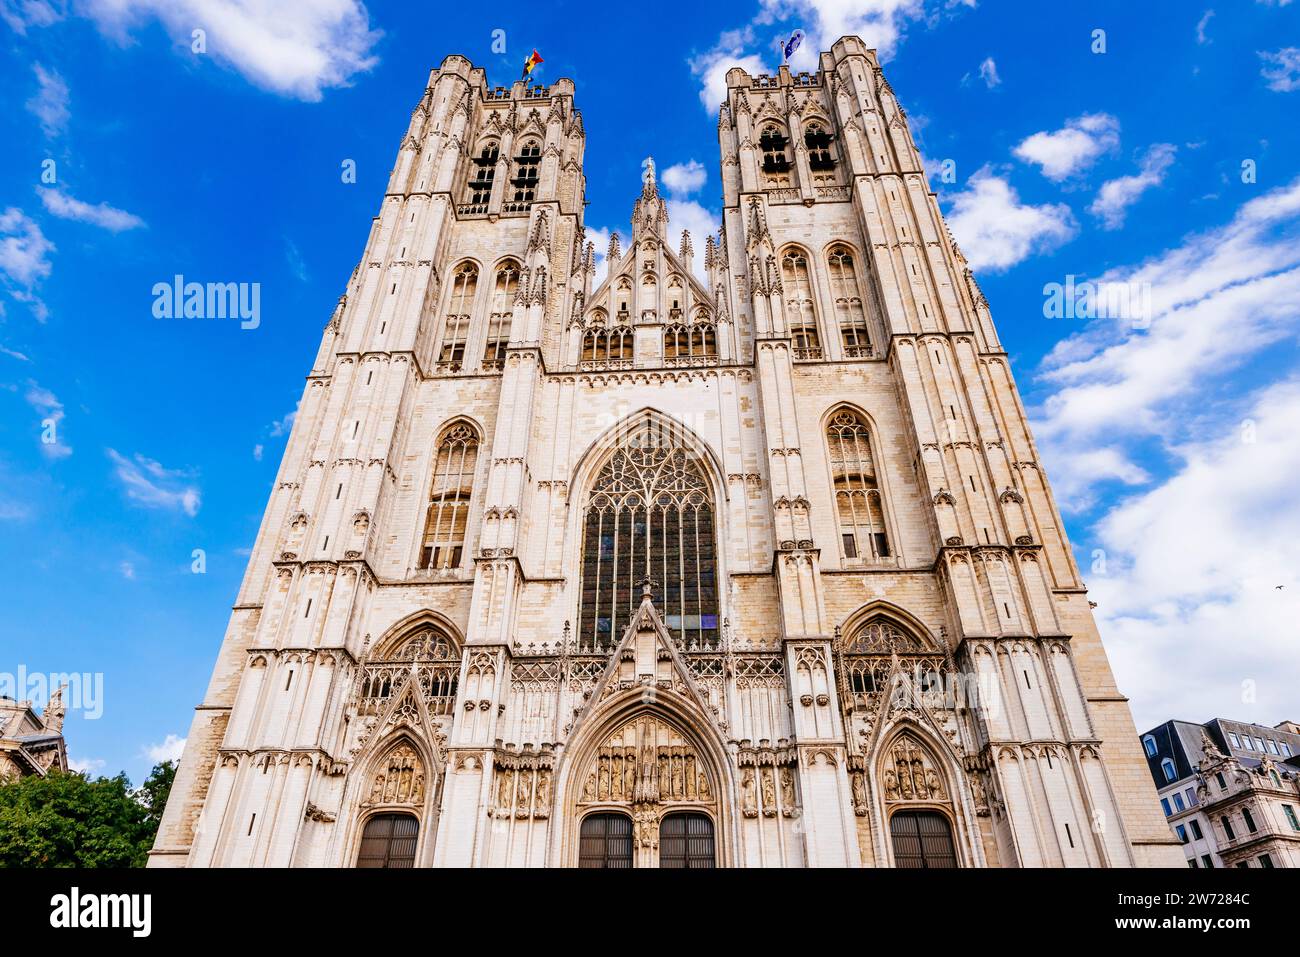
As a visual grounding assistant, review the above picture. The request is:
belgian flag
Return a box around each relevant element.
[521,49,543,80]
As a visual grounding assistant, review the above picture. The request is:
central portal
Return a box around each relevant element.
[572,712,719,867]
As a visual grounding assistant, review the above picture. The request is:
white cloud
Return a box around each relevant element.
[24,379,72,459]
[587,226,625,286]
[69,756,106,775]
[1,344,31,361]
[0,208,55,318]
[666,200,720,284]
[1013,112,1120,181]
[38,187,145,231]
[1259,47,1300,92]
[690,31,765,111]
[1034,177,1300,501]
[268,407,297,437]
[1196,9,1214,44]
[1,1,64,34]
[78,0,382,101]
[691,0,938,110]
[107,448,201,516]
[1089,143,1177,230]
[977,56,1000,88]
[143,733,186,763]
[661,160,707,197]
[252,443,263,461]
[1091,378,1300,730]
[26,62,68,137]
[942,166,1077,272]
[120,560,136,579]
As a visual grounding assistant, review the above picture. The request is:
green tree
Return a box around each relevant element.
[0,762,175,868]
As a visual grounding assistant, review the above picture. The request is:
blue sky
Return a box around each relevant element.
[1,0,1298,784]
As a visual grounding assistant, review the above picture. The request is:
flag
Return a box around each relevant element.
[780,30,804,63]
[522,49,543,79]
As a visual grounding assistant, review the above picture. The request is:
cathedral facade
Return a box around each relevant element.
[150,37,1182,868]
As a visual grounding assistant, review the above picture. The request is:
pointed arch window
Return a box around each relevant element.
[581,322,634,369]
[511,139,541,205]
[781,248,821,359]
[827,410,889,561]
[828,245,872,357]
[439,264,477,371]
[465,140,499,210]
[805,122,836,172]
[419,424,479,570]
[359,625,461,716]
[483,261,518,371]
[578,420,719,650]
[663,321,717,364]
[759,123,791,179]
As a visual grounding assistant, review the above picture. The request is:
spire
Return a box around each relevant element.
[679,229,694,263]
[607,231,621,264]
[44,685,67,734]
[704,234,717,272]
[632,157,668,240]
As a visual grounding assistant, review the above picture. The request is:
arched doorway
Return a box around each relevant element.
[659,812,715,868]
[356,813,419,868]
[578,813,633,868]
[889,810,957,868]
[562,701,728,867]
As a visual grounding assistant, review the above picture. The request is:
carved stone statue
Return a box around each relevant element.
[741,768,758,818]
[780,767,796,813]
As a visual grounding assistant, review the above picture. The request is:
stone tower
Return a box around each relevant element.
[150,38,1182,868]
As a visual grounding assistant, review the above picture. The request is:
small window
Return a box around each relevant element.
[1215,772,1227,790]
[1229,732,1242,748]
[1160,758,1177,783]
[1161,798,1172,817]
[1266,739,1280,755]
[1142,735,1158,758]
[1242,807,1257,833]
[1281,742,1292,757]
[1172,792,1185,812]
[1190,819,1204,840]
[1221,816,1235,840]
[1259,854,1274,868]
[1186,787,1198,807]
[1175,824,1188,844]
[1202,854,1214,868]
[1283,805,1299,831]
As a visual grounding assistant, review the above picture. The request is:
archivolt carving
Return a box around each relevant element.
[577,715,714,807]
[363,742,426,806]
[881,733,945,803]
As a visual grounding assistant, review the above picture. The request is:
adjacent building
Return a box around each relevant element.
[1142,719,1300,868]
[150,38,1182,868]
[0,690,68,780]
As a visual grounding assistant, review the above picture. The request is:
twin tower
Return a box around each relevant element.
[151,37,1181,868]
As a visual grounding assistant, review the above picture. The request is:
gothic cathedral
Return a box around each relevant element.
[151,37,1182,868]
